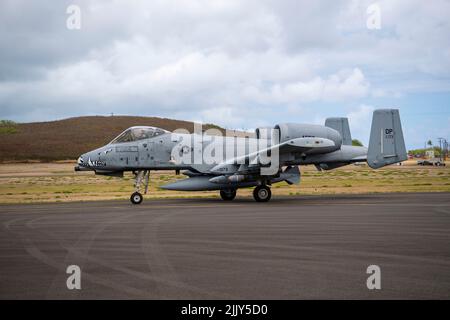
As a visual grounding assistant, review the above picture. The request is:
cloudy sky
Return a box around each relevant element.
[1,0,449,149]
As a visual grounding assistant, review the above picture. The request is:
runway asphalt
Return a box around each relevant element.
[0,192,449,299]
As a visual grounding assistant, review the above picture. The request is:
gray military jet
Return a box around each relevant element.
[75,109,406,204]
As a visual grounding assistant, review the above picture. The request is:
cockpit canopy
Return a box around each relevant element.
[109,126,169,144]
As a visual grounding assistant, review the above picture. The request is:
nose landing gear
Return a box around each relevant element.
[130,192,143,204]
[130,170,150,204]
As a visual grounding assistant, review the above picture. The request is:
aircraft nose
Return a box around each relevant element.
[75,154,90,172]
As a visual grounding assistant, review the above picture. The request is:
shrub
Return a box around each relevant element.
[0,120,18,134]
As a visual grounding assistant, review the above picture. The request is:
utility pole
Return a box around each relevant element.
[445,140,448,160]
[443,138,449,161]
[437,138,447,161]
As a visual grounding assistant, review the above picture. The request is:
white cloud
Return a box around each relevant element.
[242,68,369,105]
[0,0,449,144]
[347,104,375,145]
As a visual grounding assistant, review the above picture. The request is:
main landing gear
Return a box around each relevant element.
[220,189,237,201]
[130,170,150,204]
[219,185,272,202]
[253,185,271,202]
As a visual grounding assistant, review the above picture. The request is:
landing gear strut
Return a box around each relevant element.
[253,185,271,202]
[220,189,237,201]
[130,170,150,204]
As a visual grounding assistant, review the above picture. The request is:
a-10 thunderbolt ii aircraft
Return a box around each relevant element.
[75,109,406,204]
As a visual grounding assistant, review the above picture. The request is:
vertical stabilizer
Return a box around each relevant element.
[367,109,407,169]
[325,117,352,145]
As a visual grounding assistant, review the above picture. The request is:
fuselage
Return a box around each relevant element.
[76,125,367,175]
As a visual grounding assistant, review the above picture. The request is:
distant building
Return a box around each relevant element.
[426,150,435,159]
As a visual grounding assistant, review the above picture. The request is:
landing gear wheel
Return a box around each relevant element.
[253,185,271,202]
[130,192,143,205]
[220,189,237,201]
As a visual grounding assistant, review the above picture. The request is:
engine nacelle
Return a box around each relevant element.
[274,123,342,150]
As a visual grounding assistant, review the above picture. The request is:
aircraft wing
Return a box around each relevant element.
[209,137,335,174]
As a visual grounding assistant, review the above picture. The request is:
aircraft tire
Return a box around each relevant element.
[220,189,236,201]
[253,185,271,202]
[130,192,143,204]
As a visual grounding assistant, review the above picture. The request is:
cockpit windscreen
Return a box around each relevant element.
[110,127,166,144]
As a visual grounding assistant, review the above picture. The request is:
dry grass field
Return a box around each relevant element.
[3,116,447,204]
[0,160,449,204]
